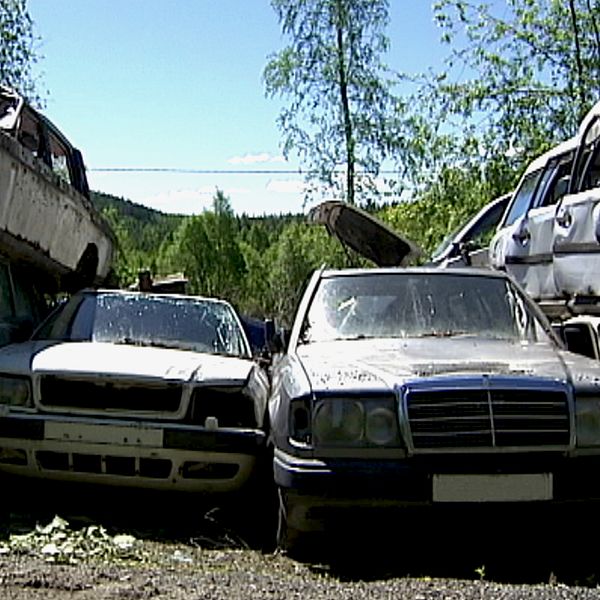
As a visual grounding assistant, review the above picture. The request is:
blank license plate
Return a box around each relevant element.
[432,473,553,502]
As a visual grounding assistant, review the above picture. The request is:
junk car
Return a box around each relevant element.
[269,266,600,549]
[0,289,269,493]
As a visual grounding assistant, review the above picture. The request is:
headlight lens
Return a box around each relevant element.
[576,397,600,447]
[313,397,399,447]
[365,406,397,445]
[0,375,32,408]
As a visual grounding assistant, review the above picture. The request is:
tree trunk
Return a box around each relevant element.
[335,0,355,205]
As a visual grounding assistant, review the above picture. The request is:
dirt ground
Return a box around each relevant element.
[1,478,600,599]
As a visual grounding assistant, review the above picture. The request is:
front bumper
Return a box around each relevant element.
[0,413,266,493]
[274,447,600,505]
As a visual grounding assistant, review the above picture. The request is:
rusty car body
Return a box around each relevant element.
[0,87,115,293]
[0,87,116,348]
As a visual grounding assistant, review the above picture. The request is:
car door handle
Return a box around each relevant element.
[512,228,530,246]
[556,209,572,228]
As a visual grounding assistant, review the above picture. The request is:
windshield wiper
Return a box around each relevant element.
[416,330,471,338]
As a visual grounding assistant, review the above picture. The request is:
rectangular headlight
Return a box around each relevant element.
[576,397,600,447]
[0,375,32,408]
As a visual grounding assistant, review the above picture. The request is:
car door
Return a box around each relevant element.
[553,113,600,297]
[489,167,544,297]
[489,140,575,300]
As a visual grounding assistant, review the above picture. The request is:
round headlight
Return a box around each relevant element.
[313,400,364,444]
[366,407,397,445]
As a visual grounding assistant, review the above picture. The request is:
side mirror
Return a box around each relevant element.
[457,240,481,266]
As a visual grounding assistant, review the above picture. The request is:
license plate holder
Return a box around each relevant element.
[432,473,553,502]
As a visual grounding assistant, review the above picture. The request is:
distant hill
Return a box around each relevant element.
[91,191,184,254]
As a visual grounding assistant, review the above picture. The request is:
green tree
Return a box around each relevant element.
[264,0,398,206]
[422,0,600,172]
[0,0,41,101]
[380,164,498,259]
[165,191,246,303]
[101,206,150,287]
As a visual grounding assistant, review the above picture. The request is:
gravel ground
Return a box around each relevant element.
[1,479,600,599]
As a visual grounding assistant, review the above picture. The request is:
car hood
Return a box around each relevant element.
[296,337,572,391]
[4,341,254,385]
[309,201,421,267]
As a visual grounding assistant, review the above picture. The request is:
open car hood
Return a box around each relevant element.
[309,201,421,266]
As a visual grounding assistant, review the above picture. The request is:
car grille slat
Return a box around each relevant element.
[404,379,571,451]
[38,375,183,414]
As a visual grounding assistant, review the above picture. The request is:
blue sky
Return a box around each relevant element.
[27,1,446,216]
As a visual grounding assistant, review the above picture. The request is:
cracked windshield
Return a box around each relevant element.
[302,273,550,344]
[35,293,250,357]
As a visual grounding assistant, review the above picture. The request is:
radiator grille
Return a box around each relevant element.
[39,375,182,414]
[404,380,571,451]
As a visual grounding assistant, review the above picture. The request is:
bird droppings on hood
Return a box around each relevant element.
[310,367,381,388]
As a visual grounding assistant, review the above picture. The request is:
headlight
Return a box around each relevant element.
[0,375,32,408]
[365,406,397,445]
[313,397,400,447]
[314,400,364,444]
[576,397,600,447]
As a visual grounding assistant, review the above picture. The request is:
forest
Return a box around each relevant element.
[4,0,600,325]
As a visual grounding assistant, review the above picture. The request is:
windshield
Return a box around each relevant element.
[34,292,251,357]
[301,272,551,344]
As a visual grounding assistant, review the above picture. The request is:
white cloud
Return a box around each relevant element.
[266,178,307,194]
[228,152,286,165]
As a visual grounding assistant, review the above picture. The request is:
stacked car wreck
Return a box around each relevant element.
[0,87,116,345]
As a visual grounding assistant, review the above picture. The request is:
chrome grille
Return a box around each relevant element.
[403,378,571,451]
[38,375,182,414]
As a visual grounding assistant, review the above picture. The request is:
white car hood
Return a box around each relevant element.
[30,342,254,385]
[297,337,570,391]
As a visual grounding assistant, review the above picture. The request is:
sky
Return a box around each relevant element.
[27,1,447,217]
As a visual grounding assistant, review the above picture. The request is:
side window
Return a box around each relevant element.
[580,143,600,192]
[574,116,600,192]
[502,171,542,227]
[17,108,45,160]
[47,129,73,186]
[534,152,574,208]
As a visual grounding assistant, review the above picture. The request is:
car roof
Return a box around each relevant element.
[578,99,600,140]
[78,288,235,307]
[318,265,511,279]
[522,136,578,175]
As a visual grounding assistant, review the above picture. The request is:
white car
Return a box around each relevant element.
[269,265,600,550]
[489,136,577,301]
[0,289,269,493]
[489,99,600,308]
